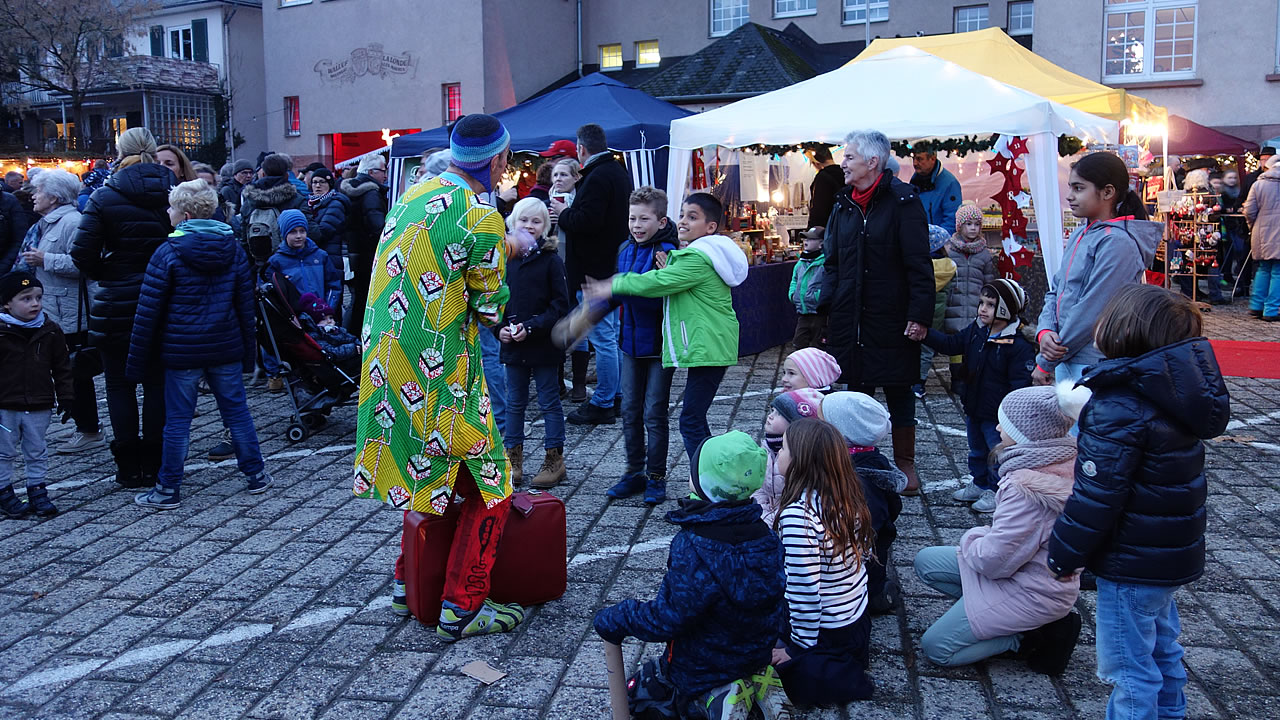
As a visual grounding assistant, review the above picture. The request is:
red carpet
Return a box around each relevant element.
[1208,340,1280,379]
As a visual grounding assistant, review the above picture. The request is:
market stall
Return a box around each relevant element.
[665,45,1119,351]
[388,73,691,199]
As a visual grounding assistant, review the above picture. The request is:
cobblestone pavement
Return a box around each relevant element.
[0,304,1276,719]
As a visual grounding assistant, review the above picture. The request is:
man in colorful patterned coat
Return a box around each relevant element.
[352,114,523,641]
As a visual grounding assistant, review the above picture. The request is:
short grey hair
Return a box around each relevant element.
[168,179,218,219]
[843,130,891,173]
[31,168,81,206]
[357,153,387,174]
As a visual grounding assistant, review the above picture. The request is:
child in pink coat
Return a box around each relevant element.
[913,383,1088,675]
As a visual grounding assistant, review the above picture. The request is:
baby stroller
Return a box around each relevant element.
[257,271,359,442]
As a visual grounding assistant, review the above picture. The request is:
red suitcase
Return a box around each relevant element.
[403,490,567,626]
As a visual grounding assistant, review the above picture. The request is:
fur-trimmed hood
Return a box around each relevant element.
[341,175,383,198]
[241,176,299,207]
[998,459,1075,514]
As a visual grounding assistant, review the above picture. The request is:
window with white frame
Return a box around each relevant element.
[1104,0,1197,80]
[711,0,749,36]
[169,26,193,61]
[1008,1,1033,36]
[775,0,817,17]
[279,0,311,6]
[600,44,623,70]
[842,0,889,25]
[954,5,989,33]
[636,40,661,67]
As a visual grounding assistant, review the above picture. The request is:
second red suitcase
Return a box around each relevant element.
[402,489,567,626]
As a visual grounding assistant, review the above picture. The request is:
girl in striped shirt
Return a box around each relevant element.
[771,417,876,706]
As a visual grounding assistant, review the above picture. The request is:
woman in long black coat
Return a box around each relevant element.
[306,168,349,316]
[819,130,935,495]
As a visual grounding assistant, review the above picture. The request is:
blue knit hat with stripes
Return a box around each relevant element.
[449,114,510,192]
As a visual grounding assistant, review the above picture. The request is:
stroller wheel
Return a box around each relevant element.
[302,414,327,430]
[286,423,308,443]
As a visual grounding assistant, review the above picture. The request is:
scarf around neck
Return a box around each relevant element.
[0,312,45,329]
[997,436,1077,478]
[849,173,883,210]
[948,234,987,256]
[307,189,334,209]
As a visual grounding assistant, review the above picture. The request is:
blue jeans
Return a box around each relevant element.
[0,409,51,488]
[1175,271,1223,301]
[914,546,1021,666]
[679,365,727,461]
[1250,258,1280,317]
[478,329,506,437]
[621,353,675,476]
[261,346,281,377]
[966,417,1002,490]
[504,364,564,450]
[919,345,935,384]
[575,291,620,408]
[1095,579,1187,720]
[161,363,265,489]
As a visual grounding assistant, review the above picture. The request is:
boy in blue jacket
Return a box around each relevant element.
[606,186,679,505]
[127,180,272,509]
[261,209,341,390]
[594,431,792,719]
[918,279,1035,513]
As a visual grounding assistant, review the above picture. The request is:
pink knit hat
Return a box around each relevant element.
[955,203,983,227]
[786,348,842,389]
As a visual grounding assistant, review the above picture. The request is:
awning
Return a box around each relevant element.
[1166,115,1255,157]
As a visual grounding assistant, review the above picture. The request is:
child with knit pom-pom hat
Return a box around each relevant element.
[780,347,841,392]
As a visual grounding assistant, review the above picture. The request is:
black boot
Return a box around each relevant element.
[0,485,28,518]
[1024,611,1083,676]
[140,438,163,488]
[570,351,590,403]
[110,439,147,488]
[25,484,57,517]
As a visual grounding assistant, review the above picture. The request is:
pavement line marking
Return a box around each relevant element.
[569,536,676,567]
[1250,442,1280,453]
[713,387,783,402]
[46,475,112,491]
[315,444,357,454]
[1226,409,1280,431]
[919,422,967,438]
[0,596,388,695]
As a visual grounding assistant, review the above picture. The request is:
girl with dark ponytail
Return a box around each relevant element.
[1030,152,1163,387]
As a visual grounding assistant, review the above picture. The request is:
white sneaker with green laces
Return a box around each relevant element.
[436,598,525,642]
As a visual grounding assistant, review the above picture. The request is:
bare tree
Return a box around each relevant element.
[0,0,157,148]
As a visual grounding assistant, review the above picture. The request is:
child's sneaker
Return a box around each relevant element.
[750,666,796,720]
[25,484,57,517]
[952,482,985,502]
[643,473,667,505]
[246,471,273,495]
[436,598,524,642]
[390,579,409,617]
[701,677,754,720]
[972,489,998,513]
[606,469,646,499]
[0,485,28,519]
[135,484,181,509]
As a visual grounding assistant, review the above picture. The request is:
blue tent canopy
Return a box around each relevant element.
[390,73,692,158]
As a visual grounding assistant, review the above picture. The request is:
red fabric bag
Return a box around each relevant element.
[402,490,567,626]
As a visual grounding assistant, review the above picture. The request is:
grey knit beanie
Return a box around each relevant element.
[820,392,891,447]
[997,383,1092,444]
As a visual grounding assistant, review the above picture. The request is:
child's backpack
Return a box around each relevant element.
[247,206,282,264]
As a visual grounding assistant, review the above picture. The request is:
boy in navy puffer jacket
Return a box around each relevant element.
[267,209,341,311]
[127,180,272,509]
[606,187,679,505]
[594,431,792,719]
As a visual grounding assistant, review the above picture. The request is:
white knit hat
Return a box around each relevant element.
[997,382,1092,444]
[821,392,891,447]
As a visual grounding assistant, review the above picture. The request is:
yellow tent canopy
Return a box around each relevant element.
[851,28,1166,130]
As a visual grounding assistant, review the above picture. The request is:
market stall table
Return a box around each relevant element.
[732,261,797,356]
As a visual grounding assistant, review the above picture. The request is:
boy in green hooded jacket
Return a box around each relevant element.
[582,192,748,462]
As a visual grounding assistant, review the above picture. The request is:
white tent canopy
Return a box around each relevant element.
[664,45,1120,284]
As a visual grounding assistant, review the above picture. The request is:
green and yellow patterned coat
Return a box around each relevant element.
[352,176,511,514]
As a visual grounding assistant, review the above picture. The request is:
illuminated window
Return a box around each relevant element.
[842,0,888,24]
[600,44,623,70]
[1008,1,1034,35]
[443,83,462,124]
[954,5,989,32]
[775,0,816,17]
[1104,1,1196,79]
[711,0,749,36]
[149,92,217,152]
[169,27,193,61]
[636,40,660,67]
[284,96,301,137]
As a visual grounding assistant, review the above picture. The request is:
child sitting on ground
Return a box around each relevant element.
[498,197,569,489]
[915,384,1087,675]
[296,293,360,362]
[821,391,907,614]
[916,279,1036,513]
[582,192,748,461]
[772,417,876,706]
[1048,285,1229,716]
[0,272,72,518]
[942,204,996,395]
[779,346,841,393]
[594,430,792,719]
[127,180,272,508]
[789,229,827,350]
[606,186,679,505]
[752,388,824,526]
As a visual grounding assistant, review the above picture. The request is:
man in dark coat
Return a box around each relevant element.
[806,145,845,231]
[0,188,26,272]
[1242,146,1276,202]
[340,154,388,334]
[820,129,934,495]
[221,159,254,215]
[551,123,633,425]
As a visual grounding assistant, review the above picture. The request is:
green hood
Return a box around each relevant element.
[690,431,768,502]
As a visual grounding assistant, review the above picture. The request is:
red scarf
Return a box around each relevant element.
[848,172,885,210]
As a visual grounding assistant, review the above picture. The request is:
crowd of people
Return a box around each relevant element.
[0,113,1252,719]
